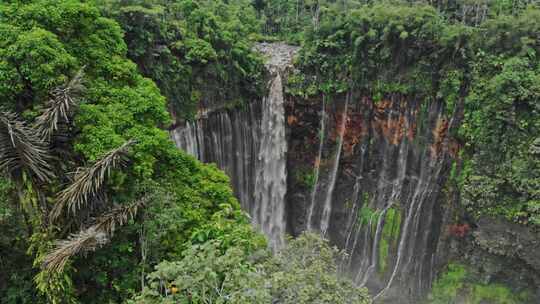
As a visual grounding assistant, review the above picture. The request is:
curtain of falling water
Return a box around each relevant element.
[171,45,455,300]
[253,73,287,250]
[298,95,454,302]
[170,71,288,251]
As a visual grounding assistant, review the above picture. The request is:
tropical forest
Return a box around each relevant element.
[0,0,539,303]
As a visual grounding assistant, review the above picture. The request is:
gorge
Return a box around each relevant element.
[1,1,539,303]
[171,42,463,303]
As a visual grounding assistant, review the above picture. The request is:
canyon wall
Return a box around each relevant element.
[285,92,461,302]
[171,43,462,303]
[171,43,296,251]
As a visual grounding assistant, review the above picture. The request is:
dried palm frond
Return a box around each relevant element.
[35,68,85,140]
[50,140,135,221]
[43,196,148,272]
[0,111,54,182]
[42,226,108,273]
[93,195,148,235]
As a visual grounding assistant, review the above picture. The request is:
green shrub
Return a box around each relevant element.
[132,233,372,304]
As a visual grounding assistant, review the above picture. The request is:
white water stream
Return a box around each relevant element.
[253,72,287,250]
[171,43,297,251]
[320,93,350,236]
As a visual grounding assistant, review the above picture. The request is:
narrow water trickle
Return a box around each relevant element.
[320,93,350,236]
[306,96,327,231]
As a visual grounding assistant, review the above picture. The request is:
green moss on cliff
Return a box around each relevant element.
[378,207,401,274]
[428,263,531,304]
[358,204,378,227]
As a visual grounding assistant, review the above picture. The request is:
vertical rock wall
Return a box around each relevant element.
[171,43,461,302]
[171,43,298,250]
[285,93,460,302]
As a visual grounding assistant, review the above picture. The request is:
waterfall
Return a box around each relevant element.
[365,102,449,301]
[341,141,369,274]
[355,210,379,283]
[374,158,443,300]
[306,93,350,235]
[171,121,202,159]
[170,43,297,251]
[344,174,363,254]
[171,44,458,302]
[306,96,327,231]
[284,94,456,302]
[320,92,350,236]
[359,204,392,286]
[170,74,287,250]
[253,72,287,250]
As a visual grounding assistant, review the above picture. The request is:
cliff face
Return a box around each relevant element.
[170,43,459,302]
[456,217,540,301]
[285,91,461,302]
[169,43,537,302]
[171,43,298,251]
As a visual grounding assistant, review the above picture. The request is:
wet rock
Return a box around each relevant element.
[171,42,297,251]
[473,217,540,273]
[443,217,540,302]
[253,42,300,73]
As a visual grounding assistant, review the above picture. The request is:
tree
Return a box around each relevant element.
[0,69,150,302]
[131,233,372,304]
[103,0,265,120]
[264,233,371,304]
[0,1,264,303]
[460,9,540,226]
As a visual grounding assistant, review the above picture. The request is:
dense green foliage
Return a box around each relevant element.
[253,0,537,43]
[287,1,539,227]
[459,11,540,226]
[1,0,539,303]
[263,233,370,304]
[131,241,269,303]
[428,263,530,304]
[131,233,371,304]
[96,0,540,227]
[97,0,266,120]
[0,1,264,303]
[288,3,470,102]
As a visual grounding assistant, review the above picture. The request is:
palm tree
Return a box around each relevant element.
[44,194,148,272]
[0,69,148,273]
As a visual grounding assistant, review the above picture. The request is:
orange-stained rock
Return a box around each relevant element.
[287,115,298,125]
[431,117,449,158]
[371,97,415,146]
